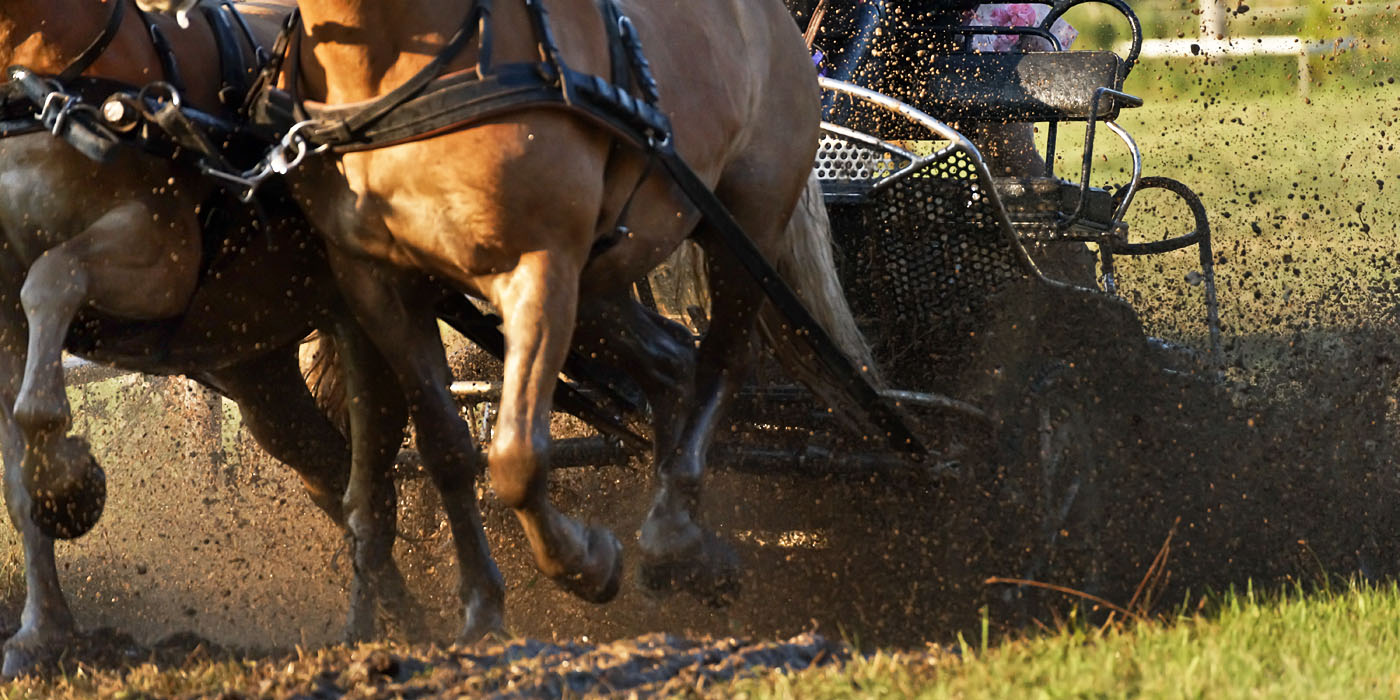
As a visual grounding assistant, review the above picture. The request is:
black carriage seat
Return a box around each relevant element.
[918,50,1126,123]
[909,47,1134,242]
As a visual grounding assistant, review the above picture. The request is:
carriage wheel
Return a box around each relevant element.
[964,278,1152,618]
[1005,362,1106,603]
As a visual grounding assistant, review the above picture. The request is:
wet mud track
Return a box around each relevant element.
[0,625,846,699]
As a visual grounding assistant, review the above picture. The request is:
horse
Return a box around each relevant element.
[140,0,883,640]
[0,0,426,675]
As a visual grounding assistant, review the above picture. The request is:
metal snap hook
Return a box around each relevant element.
[136,81,183,115]
[268,120,325,175]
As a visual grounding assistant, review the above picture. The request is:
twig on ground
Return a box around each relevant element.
[1104,516,1182,631]
[983,577,1146,623]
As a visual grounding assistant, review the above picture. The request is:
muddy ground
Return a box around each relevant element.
[3,263,1399,696]
[4,96,1400,697]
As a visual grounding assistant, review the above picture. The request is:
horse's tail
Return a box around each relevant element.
[300,330,350,436]
[758,171,884,426]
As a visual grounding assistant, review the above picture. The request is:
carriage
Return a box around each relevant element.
[784,0,1222,588]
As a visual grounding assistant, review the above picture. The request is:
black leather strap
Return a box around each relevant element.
[201,3,251,107]
[279,0,667,152]
[56,0,129,84]
[305,2,488,145]
[653,145,926,454]
[132,5,186,94]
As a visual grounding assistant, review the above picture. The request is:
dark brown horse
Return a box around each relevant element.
[142,0,879,639]
[0,0,420,676]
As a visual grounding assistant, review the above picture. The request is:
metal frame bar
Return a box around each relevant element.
[1061,87,1143,231]
[818,76,1045,279]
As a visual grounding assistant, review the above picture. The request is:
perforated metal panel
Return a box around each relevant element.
[818,133,1032,384]
[814,133,905,182]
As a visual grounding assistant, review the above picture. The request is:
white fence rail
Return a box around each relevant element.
[1119,36,1360,95]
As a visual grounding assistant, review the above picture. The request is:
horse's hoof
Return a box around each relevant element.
[553,526,623,604]
[25,436,106,540]
[457,586,507,645]
[342,614,375,646]
[3,630,64,678]
[381,594,429,643]
[639,528,741,608]
[457,612,508,647]
[30,454,106,541]
[371,565,430,642]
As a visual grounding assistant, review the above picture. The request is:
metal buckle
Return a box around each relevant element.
[40,91,75,136]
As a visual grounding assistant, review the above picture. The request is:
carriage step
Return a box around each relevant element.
[996,177,1120,240]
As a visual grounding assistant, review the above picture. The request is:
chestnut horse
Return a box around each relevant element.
[0,0,420,675]
[143,0,879,639]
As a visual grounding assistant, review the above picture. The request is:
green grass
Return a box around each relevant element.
[1032,74,1400,349]
[724,581,1400,699]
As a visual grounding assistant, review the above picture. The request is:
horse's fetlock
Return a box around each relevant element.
[12,390,70,436]
[488,438,549,509]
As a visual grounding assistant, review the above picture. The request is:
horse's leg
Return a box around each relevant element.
[328,253,505,643]
[574,294,696,465]
[195,348,351,523]
[486,252,622,604]
[12,251,103,541]
[194,342,423,641]
[3,201,196,674]
[636,246,759,604]
[0,423,74,678]
[0,285,74,677]
[322,318,425,642]
[636,157,814,604]
[12,201,198,539]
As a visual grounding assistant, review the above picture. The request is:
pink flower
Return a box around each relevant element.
[967,3,1078,53]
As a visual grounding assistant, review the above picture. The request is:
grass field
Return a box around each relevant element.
[1043,75,1400,356]
[726,582,1400,699]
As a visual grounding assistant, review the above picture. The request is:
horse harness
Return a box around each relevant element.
[1,0,268,161]
[238,0,924,452]
[2,0,924,453]
[0,0,306,351]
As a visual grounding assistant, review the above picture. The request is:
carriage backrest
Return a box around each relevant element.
[917,50,1125,123]
[800,0,1144,129]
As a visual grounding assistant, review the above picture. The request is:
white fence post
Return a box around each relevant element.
[1201,0,1228,39]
